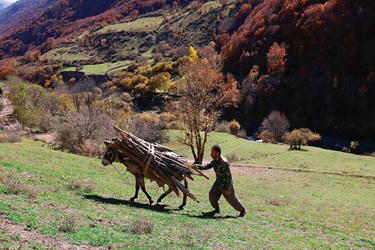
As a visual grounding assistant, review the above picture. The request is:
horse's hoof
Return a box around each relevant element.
[178,206,184,210]
[130,198,135,202]
[149,200,154,205]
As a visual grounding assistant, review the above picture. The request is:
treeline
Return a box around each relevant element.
[215,0,375,137]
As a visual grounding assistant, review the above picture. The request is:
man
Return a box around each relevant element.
[197,144,246,217]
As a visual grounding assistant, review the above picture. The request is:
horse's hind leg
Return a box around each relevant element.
[178,178,188,210]
[139,178,153,204]
[156,188,172,203]
[130,175,140,202]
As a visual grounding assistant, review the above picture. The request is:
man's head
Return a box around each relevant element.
[211,144,221,160]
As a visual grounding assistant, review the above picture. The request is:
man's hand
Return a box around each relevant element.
[192,164,202,170]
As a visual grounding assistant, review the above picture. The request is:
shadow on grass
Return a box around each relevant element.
[182,211,238,220]
[81,194,173,213]
[288,148,309,152]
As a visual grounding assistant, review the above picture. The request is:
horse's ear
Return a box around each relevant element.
[104,140,111,147]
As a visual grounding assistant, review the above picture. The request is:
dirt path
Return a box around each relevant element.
[0,86,22,132]
[0,217,101,250]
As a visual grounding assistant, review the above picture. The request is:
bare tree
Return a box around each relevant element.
[172,58,238,164]
[260,110,290,142]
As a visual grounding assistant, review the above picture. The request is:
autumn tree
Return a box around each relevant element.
[267,42,287,75]
[0,59,16,80]
[259,110,290,142]
[172,57,238,164]
[283,128,321,149]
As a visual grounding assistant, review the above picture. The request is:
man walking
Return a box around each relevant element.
[197,144,246,217]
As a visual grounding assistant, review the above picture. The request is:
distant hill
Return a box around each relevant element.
[0,0,194,58]
[0,0,11,11]
[0,0,59,35]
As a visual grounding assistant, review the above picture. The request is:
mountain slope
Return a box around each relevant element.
[0,0,10,11]
[0,0,196,58]
[0,0,59,35]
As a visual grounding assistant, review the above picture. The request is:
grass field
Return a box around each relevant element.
[96,16,164,34]
[166,131,375,177]
[0,136,374,249]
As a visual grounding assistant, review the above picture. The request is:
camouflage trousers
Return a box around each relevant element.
[209,181,245,212]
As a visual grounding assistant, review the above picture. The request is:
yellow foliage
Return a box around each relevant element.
[189,46,198,61]
[59,94,75,111]
[229,119,241,135]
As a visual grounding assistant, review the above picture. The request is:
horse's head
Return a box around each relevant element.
[102,140,118,166]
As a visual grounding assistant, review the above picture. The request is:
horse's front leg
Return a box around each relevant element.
[179,178,188,210]
[130,175,140,202]
[139,177,153,204]
[156,187,172,204]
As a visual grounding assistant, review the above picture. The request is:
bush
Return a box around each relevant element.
[283,128,321,149]
[0,130,22,143]
[129,219,154,234]
[59,214,78,233]
[1,173,39,199]
[229,119,241,135]
[259,129,275,143]
[128,113,168,143]
[225,152,240,163]
[77,139,103,157]
[53,108,112,153]
[68,178,96,192]
[215,121,230,133]
[260,110,290,142]
[237,129,248,139]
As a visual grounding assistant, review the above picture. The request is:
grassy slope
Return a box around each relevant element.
[165,131,375,176]
[95,16,163,34]
[0,138,374,249]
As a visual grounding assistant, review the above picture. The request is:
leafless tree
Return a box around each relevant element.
[260,110,290,142]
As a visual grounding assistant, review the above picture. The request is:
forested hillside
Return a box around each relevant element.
[0,0,374,139]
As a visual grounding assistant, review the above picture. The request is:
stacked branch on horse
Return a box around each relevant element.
[101,125,208,210]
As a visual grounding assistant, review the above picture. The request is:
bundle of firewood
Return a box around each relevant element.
[110,125,208,201]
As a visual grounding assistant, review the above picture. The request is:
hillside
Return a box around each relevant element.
[0,136,374,248]
[0,0,195,57]
[0,0,10,11]
[0,0,374,140]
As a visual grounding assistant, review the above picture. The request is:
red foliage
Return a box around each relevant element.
[0,0,193,58]
[234,3,252,23]
[0,59,16,80]
[267,43,286,74]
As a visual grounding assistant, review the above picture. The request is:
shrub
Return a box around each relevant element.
[77,139,103,157]
[225,152,240,163]
[129,219,154,234]
[59,214,78,233]
[1,173,39,199]
[260,110,289,142]
[229,119,241,135]
[0,130,22,143]
[53,108,112,153]
[259,130,275,143]
[237,129,248,139]
[215,121,230,133]
[128,113,168,143]
[68,178,96,192]
[283,128,321,149]
[0,60,16,80]
[350,141,360,150]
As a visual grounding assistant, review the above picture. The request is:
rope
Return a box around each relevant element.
[143,143,154,176]
[111,163,128,175]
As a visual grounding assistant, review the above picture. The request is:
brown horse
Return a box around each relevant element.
[101,141,189,210]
